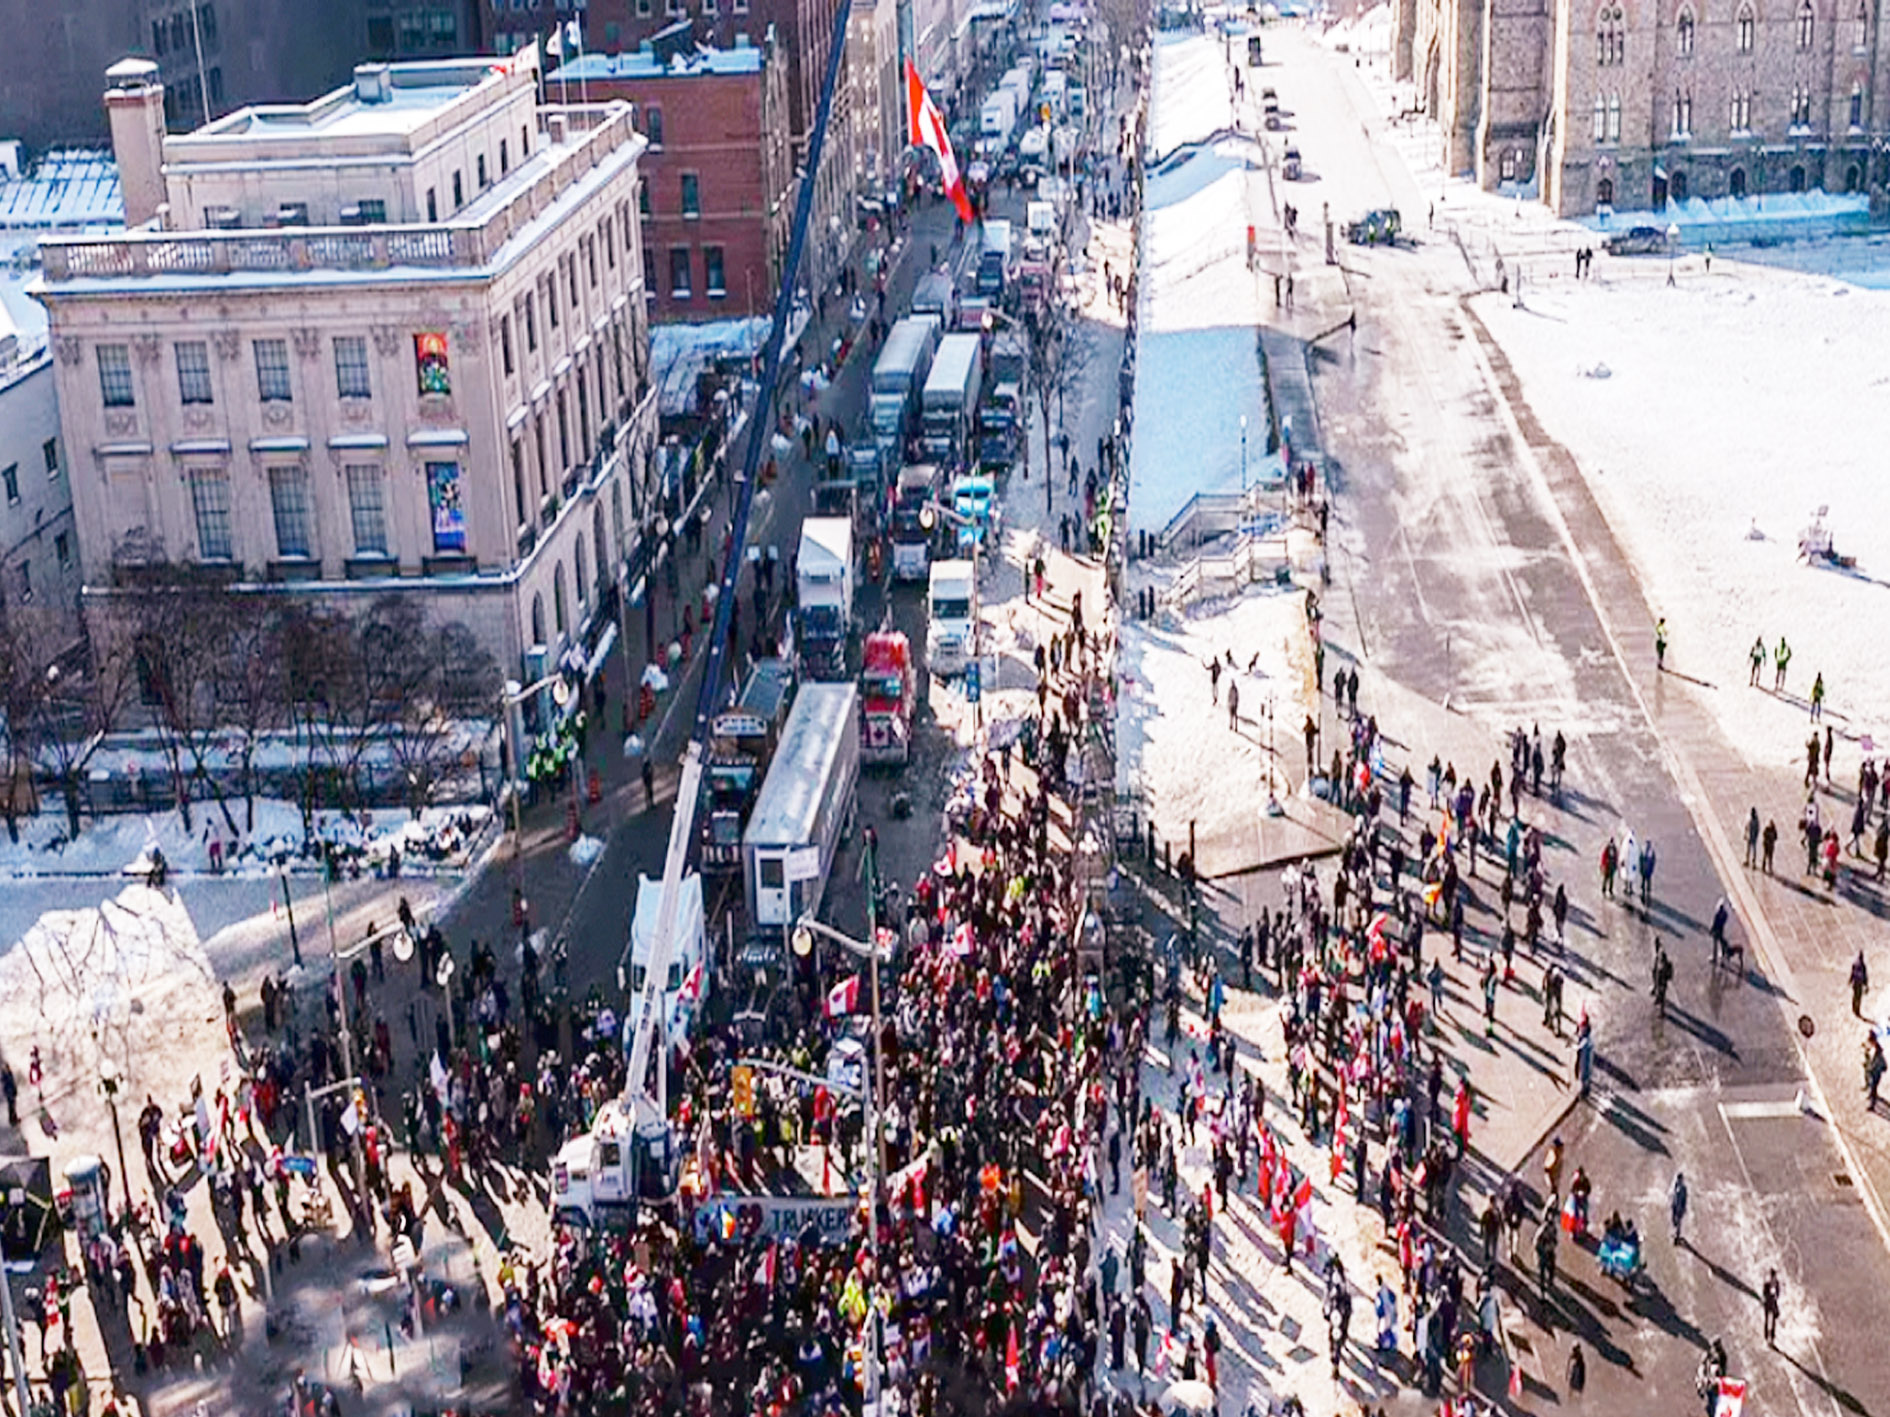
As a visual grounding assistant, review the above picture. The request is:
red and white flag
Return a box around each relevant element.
[1004,1321,1021,1392]
[907,60,974,222]
[825,974,862,1017]
[1717,1379,1748,1417]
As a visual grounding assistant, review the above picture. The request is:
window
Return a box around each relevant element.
[415,332,451,396]
[1799,0,1815,46]
[1596,6,1624,63]
[511,440,528,527]
[500,138,510,174]
[269,466,314,558]
[525,293,538,351]
[335,336,372,398]
[426,188,438,221]
[175,341,213,405]
[358,198,387,223]
[453,171,465,210]
[705,244,727,296]
[669,246,692,298]
[198,3,217,43]
[1673,88,1693,135]
[1673,169,1690,199]
[189,469,233,560]
[1608,93,1622,140]
[646,107,664,147]
[1,464,16,505]
[97,344,134,407]
[567,253,579,309]
[42,438,57,477]
[557,391,571,468]
[546,274,560,329]
[760,856,784,888]
[586,237,598,288]
[733,0,748,14]
[640,182,652,218]
[1852,82,1865,126]
[1731,165,1749,195]
[681,172,701,217]
[1732,89,1753,129]
[254,338,292,402]
[346,465,388,555]
[1789,163,1808,189]
[54,532,69,569]
[477,153,489,188]
[603,216,616,267]
[705,0,717,13]
[1593,93,1608,139]
[554,564,568,634]
[1596,176,1616,204]
[1737,6,1755,51]
[1677,9,1695,53]
[501,314,515,375]
[1856,0,1869,49]
[1791,84,1813,125]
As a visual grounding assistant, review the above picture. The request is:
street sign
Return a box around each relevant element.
[785,845,823,882]
[966,661,982,704]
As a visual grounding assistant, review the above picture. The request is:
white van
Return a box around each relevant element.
[927,559,976,678]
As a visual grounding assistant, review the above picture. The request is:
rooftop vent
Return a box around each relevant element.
[353,63,393,104]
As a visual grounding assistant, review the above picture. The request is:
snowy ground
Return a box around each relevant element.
[0,798,492,881]
[1472,266,1890,770]
[1130,34,1281,536]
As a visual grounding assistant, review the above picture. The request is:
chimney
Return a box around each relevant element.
[104,57,168,229]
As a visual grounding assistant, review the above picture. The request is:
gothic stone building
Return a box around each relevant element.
[1393,0,1890,213]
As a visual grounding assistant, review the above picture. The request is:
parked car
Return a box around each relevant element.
[1344,208,1402,245]
[1604,225,1672,256]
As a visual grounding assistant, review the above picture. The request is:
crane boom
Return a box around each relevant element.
[622,0,860,1110]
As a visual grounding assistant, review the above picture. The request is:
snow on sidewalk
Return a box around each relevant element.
[1472,267,1890,770]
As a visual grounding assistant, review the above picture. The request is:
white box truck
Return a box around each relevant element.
[743,683,860,937]
[981,90,1019,148]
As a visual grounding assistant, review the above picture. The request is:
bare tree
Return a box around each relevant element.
[124,569,245,837]
[384,619,499,817]
[219,598,290,835]
[17,614,138,839]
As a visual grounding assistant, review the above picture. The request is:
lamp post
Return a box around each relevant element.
[97,1056,132,1216]
[1666,222,1681,286]
[500,670,580,890]
[277,863,302,968]
[793,897,892,1410]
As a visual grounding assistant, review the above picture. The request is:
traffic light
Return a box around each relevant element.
[731,1065,756,1119]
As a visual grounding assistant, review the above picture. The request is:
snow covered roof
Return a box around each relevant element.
[0,150,122,231]
[549,42,766,82]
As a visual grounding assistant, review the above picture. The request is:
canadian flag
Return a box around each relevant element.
[825,974,862,1017]
[1004,1320,1021,1392]
[1717,1379,1748,1417]
[907,61,974,223]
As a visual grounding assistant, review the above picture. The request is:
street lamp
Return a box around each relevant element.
[500,669,580,883]
[97,1055,132,1215]
[1666,222,1681,286]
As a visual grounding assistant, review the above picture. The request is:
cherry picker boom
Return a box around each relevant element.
[551,0,864,1225]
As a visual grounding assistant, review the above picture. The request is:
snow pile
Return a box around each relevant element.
[1132,36,1276,534]
[0,883,219,1099]
[0,800,493,880]
[1473,266,1890,766]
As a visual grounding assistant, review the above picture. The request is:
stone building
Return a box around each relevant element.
[1393,0,1890,213]
[34,51,660,685]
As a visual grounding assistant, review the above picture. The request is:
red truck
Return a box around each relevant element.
[860,630,915,767]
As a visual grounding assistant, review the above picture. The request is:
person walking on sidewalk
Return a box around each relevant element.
[1851,950,1869,1016]
[1776,636,1793,691]
[1866,1032,1886,1113]
[1811,671,1826,721]
[1227,680,1240,731]
[1750,636,1766,686]
[1655,617,1669,670]
[1745,807,1761,867]
[1670,1170,1690,1246]
[1761,1267,1782,1347]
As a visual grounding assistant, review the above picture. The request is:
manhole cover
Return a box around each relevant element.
[1835,1173,1854,1187]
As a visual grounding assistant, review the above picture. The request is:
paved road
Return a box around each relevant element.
[1261,24,1890,1417]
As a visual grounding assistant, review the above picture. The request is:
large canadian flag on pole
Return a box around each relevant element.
[906,60,975,222]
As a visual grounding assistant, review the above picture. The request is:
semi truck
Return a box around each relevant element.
[977,219,1015,299]
[911,271,959,329]
[796,517,854,681]
[700,657,797,873]
[926,559,977,678]
[869,315,942,466]
[891,464,941,580]
[742,683,861,939]
[980,330,1027,473]
[920,332,984,469]
[980,89,1020,149]
[859,630,915,767]
[1017,127,1050,187]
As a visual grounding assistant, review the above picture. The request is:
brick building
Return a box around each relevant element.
[579,0,862,293]
[1394,0,1890,214]
[550,35,794,321]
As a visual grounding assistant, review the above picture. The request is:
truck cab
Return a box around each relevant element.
[796,518,854,681]
[891,464,940,580]
[859,630,915,766]
[702,658,796,872]
[926,559,977,678]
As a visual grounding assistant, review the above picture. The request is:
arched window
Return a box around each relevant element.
[1677,8,1696,52]
[1594,93,1608,138]
[1737,4,1756,50]
[1596,4,1626,61]
[1845,162,1862,190]
[575,533,589,606]
[531,592,546,646]
[1789,164,1807,190]
[1501,148,1519,179]
[1730,166,1749,196]
[1597,176,1616,205]
[1798,0,1815,47]
[554,564,568,636]
[1854,0,1868,49]
[611,480,625,557]
[1852,81,1866,125]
